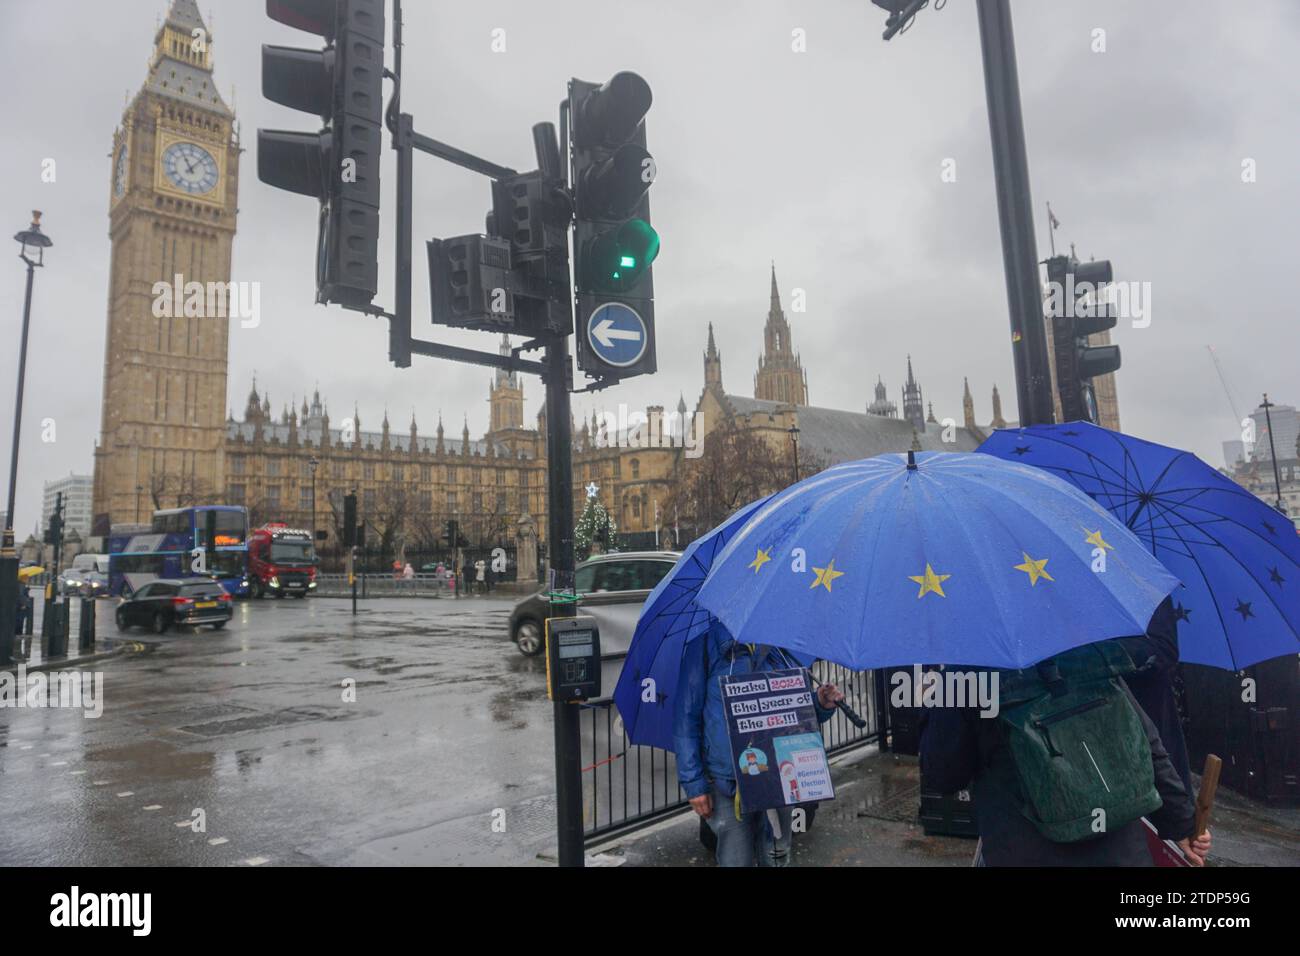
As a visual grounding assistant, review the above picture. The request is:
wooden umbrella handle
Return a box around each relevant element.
[1193,754,1222,838]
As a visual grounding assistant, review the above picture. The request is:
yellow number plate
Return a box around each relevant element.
[196,601,217,609]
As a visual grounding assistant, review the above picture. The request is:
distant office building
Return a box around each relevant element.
[43,473,94,540]
[1226,409,1300,524]
[1249,402,1299,462]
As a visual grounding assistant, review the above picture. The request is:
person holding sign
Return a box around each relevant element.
[673,622,843,867]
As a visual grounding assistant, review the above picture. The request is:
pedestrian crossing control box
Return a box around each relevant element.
[545,615,601,702]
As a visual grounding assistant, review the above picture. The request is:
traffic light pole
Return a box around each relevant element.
[544,331,583,868]
[975,0,1055,427]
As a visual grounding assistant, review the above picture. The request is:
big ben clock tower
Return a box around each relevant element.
[92,0,239,532]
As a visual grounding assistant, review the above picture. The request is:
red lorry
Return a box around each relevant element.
[247,523,318,598]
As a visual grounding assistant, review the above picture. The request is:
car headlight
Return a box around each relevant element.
[308,581,317,588]
[269,576,280,587]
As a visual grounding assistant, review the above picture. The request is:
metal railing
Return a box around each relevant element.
[581,661,885,840]
[312,572,457,597]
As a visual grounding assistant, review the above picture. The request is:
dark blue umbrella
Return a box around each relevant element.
[613,495,773,751]
[979,422,1300,669]
[694,451,1179,670]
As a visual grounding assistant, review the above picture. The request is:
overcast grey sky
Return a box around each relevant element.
[1,0,1297,533]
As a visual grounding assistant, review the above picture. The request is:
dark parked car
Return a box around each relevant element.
[114,578,233,634]
[508,551,679,656]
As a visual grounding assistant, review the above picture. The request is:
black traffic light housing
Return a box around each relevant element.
[43,492,65,546]
[569,72,659,382]
[1045,254,1121,423]
[342,491,358,547]
[258,0,385,310]
[428,125,573,337]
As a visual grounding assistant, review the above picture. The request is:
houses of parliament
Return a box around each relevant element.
[91,1,1120,556]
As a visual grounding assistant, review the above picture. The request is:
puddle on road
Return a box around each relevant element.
[86,738,217,781]
[490,690,529,731]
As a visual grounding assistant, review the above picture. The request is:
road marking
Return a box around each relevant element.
[19,745,32,751]
[244,856,270,866]
[50,761,68,767]
[175,820,194,828]
[143,804,162,811]
[207,837,228,846]
[69,770,86,776]
[92,780,111,786]
[116,791,134,797]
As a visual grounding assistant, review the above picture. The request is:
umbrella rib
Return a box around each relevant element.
[1146,495,1299,668]
[1146,493,1300,629]
[1143,495,1243,671]
[1020,427,1150,494]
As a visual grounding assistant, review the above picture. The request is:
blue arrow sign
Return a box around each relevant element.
[586,302,647,368]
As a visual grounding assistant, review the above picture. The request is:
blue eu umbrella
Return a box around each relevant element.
[613,495,773,751]
[979,422,1300,669]
[693,451,1180,671]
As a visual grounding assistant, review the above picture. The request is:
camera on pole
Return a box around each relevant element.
[1045,254,1121,423]
[257,0,385,310]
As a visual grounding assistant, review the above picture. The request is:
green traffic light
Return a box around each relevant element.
[586,218,660,294]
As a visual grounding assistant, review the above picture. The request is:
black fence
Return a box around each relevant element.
[319,544,543,585]
[580,661,887,840]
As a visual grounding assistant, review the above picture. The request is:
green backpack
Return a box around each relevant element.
[996,641,1161,843]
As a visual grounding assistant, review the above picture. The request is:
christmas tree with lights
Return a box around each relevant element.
[574,483,619,561]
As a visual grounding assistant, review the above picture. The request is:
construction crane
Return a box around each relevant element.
[1206,345,1245,425]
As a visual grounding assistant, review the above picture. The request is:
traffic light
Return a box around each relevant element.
[428,126,572,337]
[569,72,659,381]
[258,0,385,310]
[43,492,64,546]
[1045,254,1121,423]
[343,491,357,547]
[442,520,468,549]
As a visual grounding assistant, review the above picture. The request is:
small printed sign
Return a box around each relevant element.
[722,667,834,814]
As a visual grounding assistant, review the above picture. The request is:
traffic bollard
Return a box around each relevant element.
[47,599,68,658]
[78,597,95,651]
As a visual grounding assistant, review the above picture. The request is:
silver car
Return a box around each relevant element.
[508,550,680,657]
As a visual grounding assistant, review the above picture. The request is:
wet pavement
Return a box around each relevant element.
[0,596,568,866]
[4,595,1297,868]
[604,748,1300,867]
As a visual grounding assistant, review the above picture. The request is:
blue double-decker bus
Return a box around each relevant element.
[108,505,250,597]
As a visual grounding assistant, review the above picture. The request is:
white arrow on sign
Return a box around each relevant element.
[592,318,642,349]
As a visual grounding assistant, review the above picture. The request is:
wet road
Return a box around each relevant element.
[0,596,590,866]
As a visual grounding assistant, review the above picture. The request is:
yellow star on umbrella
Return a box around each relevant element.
[1014,552,1054,586]
[1084,529,1114,551]
[908,563,950,599]
[748,547,772,573]
[809,558,844,592]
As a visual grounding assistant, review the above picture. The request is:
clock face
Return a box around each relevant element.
[161,141,219,195]
[113,144,128,197]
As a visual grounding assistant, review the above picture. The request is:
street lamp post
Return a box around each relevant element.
[788,423,801,485]
[1,212,52,665]
[308,455,320,541]
[135,484,143,523]
[1260,394,1286,514]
